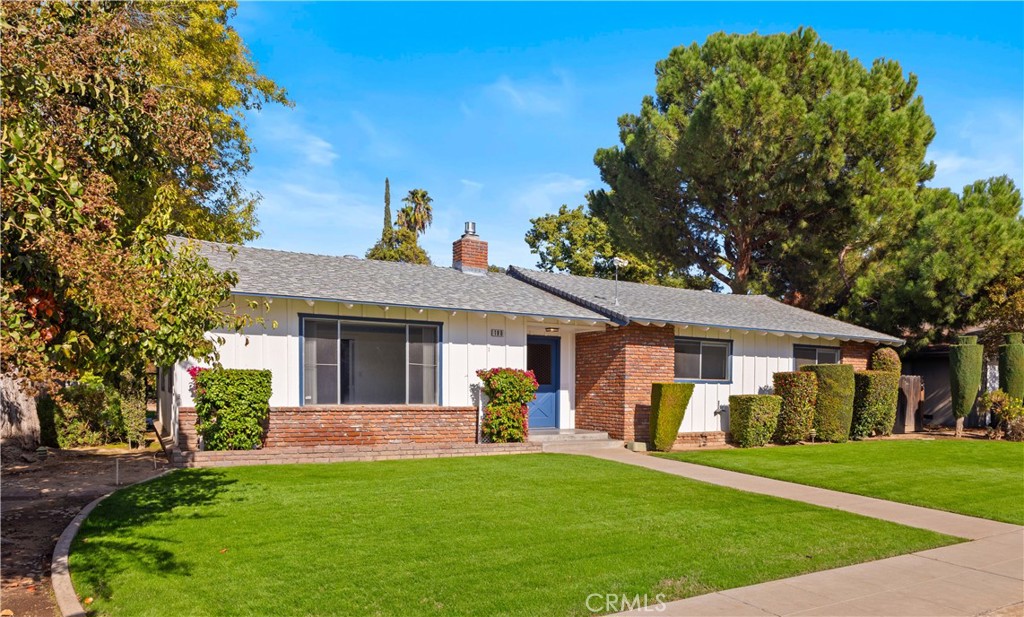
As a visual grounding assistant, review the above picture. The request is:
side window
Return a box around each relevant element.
[674,338,732,382]
[794,345,841,369]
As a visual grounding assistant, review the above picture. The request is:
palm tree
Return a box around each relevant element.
[398,188,433,235]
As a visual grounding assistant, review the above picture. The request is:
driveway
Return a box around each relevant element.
[1,444,169,617]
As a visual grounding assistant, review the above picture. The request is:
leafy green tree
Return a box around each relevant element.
[397,188,434,235]
[979,272,1024,355]
[1,1,272,399]
[525,205,716,289]
[841,177,1024,348]
[118,1,290,243]
[366,180,431,264]
[590,28,935,299]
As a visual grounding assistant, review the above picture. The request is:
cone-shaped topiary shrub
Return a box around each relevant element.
[729,394,782,448]
[772,371,817,444]
[870,347,901,374]
[999,333,1024,399]
[800,363,855,442]
[950,335,983,437]
[851,370,900,439]
[649,382,695,451]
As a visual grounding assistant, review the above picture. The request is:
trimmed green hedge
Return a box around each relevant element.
[649,383,695,451]
[194,369,272,450]
[869,347,901,374]
[950,335,983,421]
[772,371,817,444]
[851,370,900,439]
[999,333,1024,400]
[800,364,855,442]
[729,394,782,448]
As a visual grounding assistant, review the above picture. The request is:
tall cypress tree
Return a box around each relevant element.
[382,177,392,238]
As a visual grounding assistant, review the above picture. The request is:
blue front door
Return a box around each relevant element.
[527,336,560,428]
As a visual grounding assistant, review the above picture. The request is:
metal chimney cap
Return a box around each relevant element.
[464,221,477,236]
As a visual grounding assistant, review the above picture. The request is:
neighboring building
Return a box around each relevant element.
[158,224,903,449]
[903,330,1000,428]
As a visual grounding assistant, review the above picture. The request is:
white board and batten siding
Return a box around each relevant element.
[674,326,840,433]
[173,296,528,410]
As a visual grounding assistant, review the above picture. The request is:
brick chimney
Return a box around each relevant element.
[452,221,488,274]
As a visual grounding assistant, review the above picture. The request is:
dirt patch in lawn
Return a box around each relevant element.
[1,439,169,617]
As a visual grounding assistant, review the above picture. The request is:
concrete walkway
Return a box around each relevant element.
[583,449,1024,617]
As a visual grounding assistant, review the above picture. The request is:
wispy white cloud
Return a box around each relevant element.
[482,70,574,115]
[300,135,338,166]
[928,102,1023,192]
[511,172,592,215]
[251,107,338,167]
[351,111,405,160]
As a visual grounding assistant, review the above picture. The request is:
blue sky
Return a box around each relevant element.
[235,2,1023,268]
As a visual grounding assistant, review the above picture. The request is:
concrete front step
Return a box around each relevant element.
[540,439,625,453]
[528,429,612,443]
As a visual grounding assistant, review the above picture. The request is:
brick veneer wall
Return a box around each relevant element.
[178,408,199,450]
[576,324,675,441]
[840,341,876,371]
[177,406,477,450]
[452,235,488,271]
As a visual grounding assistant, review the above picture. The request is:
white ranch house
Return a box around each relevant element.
[159,224,902,450]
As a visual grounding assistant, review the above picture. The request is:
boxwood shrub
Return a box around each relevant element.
[800,363,855,442]
[851,370,900,439]
[649,382,695,451]
[869,347,901,374]
[999,333,1024,400]
[728,394,782,448]
[193,368,272,450]
[772,371,817,444]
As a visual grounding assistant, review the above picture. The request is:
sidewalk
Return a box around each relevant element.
[583,449,1023,617]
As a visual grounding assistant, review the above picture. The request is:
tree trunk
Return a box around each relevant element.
[955,416,964,438]
[730,233,753,295]
[1,373,40,449]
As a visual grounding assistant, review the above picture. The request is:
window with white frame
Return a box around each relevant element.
[302,317,439,405]
[674,337,731,382]
[793,344,841,369]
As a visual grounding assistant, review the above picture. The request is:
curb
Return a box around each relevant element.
[50,470,173,617]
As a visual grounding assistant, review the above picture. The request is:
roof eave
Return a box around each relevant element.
[229,290,611,324]
[645,318,904,346]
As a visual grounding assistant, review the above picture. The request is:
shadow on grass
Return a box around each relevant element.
[71,469,237,600]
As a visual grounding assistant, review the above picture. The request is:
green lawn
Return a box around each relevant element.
[660,439,1024,524]
[71,454,957,616]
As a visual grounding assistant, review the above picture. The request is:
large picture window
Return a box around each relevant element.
[302,317,439,405]
[674,337,731,382]
[793,344,840,370]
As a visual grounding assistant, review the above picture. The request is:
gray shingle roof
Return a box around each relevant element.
[508,266,903,345]
[177,238,608,322]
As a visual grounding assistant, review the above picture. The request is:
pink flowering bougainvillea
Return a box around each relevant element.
[187,365,209,396]
[476,368,539,443]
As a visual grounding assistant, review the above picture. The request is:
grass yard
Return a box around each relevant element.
[660,439,1024,525]
[71,454,957,616]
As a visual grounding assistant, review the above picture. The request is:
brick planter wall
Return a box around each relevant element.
[169,442,541,468]
[576,323,675,441]
[840,341,876,371]
[177,405,477,450]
